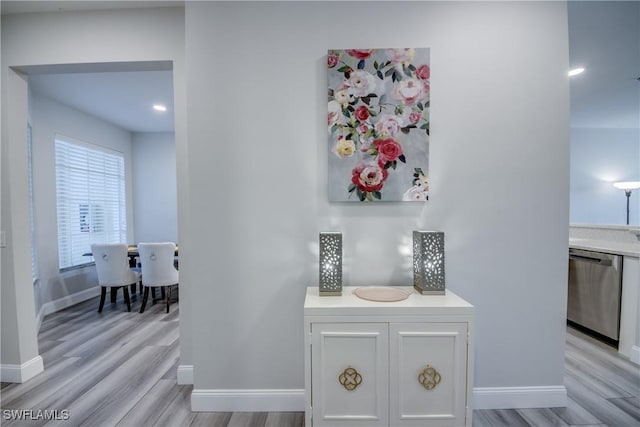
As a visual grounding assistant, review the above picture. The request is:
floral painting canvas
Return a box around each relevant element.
[328,48,430,202]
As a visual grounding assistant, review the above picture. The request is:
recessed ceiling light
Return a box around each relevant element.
[568,67,585,77]
[153,104,167,112]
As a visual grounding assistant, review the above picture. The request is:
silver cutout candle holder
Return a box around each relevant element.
[319,232,342,296]
[413,231,445,295]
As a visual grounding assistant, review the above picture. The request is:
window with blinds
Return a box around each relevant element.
[55,135,127,270]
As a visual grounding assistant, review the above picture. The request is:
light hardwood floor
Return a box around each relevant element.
[1,293,639,426]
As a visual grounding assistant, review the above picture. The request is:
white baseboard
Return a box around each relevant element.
[0,355,44,383]
[191,389,304,412]
[36,286,100,331]
[631,345,640,365]
[177,365,194,385]
[473,386,567,409]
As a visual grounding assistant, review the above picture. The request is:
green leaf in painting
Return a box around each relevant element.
[385,67,394,77]
[399,154,406,163]
[362,97,370,105]
[383,161,392,169]
[417,102,423,111]
[366,192,374,202]
[348,183,356,193]
[337,66,350,73]
[379,94,386,105]
[376,70,384,80]
[408,64,416,72]
[401,127,410,134]
[357,59,365,70]
[369,109,378,117]
[374,60,379,70]
[373,191,382,200]
[358,190,366,201]
[366,93,378,98]
[328,88,334,97]
[391,72,396,83]
[403,64,412,77]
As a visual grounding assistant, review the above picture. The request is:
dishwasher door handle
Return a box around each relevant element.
[569,253,613,267]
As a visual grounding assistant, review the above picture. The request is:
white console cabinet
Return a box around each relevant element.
[304,287,474,427]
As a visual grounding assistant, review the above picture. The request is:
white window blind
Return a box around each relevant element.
[55,135,127,270]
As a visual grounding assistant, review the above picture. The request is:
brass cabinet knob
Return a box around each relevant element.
[418,365,441,390]
[339,366,362,391]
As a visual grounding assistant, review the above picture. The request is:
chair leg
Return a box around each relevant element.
[111,287,117,303]
[130,283,137,295]
[166,286,171,313]
[98,287,107,313]
[140,287,150,313]
[123,286,131,312]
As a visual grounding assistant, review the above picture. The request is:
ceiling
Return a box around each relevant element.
[3,1,639,133]
[28,70,175,133]
[567,1,640,129]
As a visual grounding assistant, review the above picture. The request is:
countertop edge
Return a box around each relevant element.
[569,238,640,257]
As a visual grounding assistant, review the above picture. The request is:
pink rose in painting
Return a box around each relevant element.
[409,110,421,124]
[386,48,414,64]
[346,70,376,97]
[374,138,403,163]
[346,49,374,60]
[416,64,430,80]
[374,114,403,137]
[327,52,339,68]
[352,161,388,192]
[392,78,426,106]
[355,105,370,121]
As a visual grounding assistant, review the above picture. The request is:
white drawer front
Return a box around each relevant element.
[311,323,388,426]
[390,323,468,427]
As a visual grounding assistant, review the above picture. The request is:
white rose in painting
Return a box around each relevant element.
[346,70,376,98]
[392,78,426,106]
[386,48,415,64]
[328,100,342,127]
[402,185,428,201]
[334,89,352,106]
[374,114,404,138]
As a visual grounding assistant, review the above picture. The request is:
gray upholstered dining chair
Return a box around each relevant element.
[91,243,139,312]
[137,242,179,313]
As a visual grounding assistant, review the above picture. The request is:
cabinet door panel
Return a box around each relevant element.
[311,323,388,426]
[390,323,468,427]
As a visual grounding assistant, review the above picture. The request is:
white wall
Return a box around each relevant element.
[30,93,134,312]
[1,6,190,376]
[132,132,178,244]
[570,128,640,225]
[186,0,570,409]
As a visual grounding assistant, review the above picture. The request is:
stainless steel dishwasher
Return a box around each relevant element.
[568,248,623,343]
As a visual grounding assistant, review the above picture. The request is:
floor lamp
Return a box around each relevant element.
[613,181,640,225]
